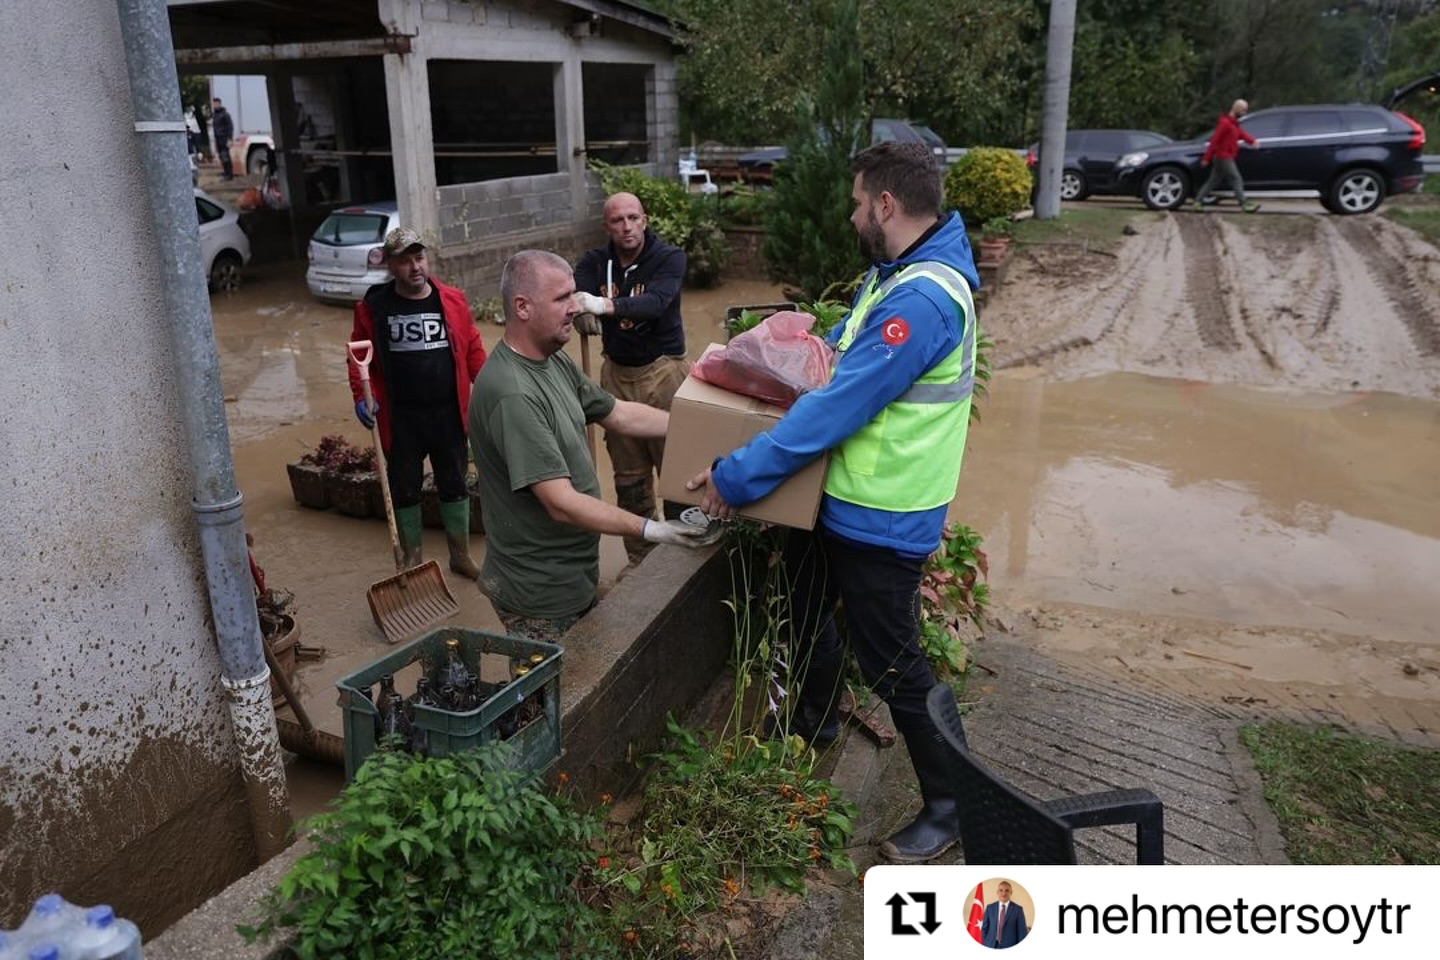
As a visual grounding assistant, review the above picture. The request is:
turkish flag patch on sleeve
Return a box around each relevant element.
[880,316,910,345]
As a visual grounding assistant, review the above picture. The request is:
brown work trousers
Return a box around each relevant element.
[601,354,690,564]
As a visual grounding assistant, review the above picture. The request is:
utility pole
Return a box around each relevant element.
[1035,0,1077,220]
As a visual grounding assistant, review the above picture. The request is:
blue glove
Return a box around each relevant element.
[355,399,377,429]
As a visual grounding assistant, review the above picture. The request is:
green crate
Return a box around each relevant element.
[336,626,562,781]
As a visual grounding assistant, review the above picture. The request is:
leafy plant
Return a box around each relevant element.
[638,718,857,904]
[918,522,990,685]
[299,434,376,474]
[944,147,1032,225]
[981,215,1014,240]
[590,160,731,287]
[240,745,610,959]
[723,299,848,340]
[718,185,770,228]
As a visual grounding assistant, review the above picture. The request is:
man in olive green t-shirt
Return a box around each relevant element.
[467,250,708,641]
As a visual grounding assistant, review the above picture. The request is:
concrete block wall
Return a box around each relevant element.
[435,172,614,294]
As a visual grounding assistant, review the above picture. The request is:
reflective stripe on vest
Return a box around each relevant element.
[824,260,978,512]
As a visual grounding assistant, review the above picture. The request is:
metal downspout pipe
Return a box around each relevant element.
[113,0,292,860]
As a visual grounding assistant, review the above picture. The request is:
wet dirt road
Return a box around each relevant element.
[971,204,1440,744]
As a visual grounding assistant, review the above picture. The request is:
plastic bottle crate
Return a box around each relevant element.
[336,627,562,781]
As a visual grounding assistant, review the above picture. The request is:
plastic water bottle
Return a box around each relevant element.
[71,906,142,960]
[14,896,79,952]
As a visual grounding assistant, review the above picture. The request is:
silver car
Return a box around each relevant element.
[305,202,400,305]
[196,188,251,293]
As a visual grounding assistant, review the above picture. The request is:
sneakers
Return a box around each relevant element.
[1242,202,1262,213]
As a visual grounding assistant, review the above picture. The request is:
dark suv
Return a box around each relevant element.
[1113,104,1426,214]
[1026,129,1172,200]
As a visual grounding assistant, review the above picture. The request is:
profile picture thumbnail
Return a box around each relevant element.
[966,877,1032,948]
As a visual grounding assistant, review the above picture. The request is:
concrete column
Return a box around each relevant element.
[267,68,307,232]
[383,46,439,242]
[556,54,587,222]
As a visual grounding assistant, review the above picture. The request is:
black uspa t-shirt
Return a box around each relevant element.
[377,286,456,408]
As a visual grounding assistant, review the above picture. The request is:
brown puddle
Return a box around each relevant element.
[957,369,1440,647]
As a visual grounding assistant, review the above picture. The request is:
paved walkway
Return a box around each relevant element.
[765,627,1287,958]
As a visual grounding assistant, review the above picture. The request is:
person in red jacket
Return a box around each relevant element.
[1193,99,1261,213]
[349,227,488,579]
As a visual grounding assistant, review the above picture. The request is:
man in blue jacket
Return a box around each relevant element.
[687,141,980,863]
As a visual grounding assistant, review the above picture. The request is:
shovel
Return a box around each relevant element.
[347,340,459,643]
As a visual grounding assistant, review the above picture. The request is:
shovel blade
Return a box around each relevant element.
[365,560,459,644]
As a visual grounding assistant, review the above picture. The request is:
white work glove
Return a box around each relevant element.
[574,291,611,316]
[574,313,602,336]
[642,518,710,548]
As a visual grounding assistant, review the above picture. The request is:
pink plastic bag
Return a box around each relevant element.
[692,311,833,408]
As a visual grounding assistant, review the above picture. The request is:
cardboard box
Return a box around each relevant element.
[658,344,827,530]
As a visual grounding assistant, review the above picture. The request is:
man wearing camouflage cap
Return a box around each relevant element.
[348,227,488,579]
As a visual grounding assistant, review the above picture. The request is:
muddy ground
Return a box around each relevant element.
[214,199,1440,815]
[967,198,1440,746]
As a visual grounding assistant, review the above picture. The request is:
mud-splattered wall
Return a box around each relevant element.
[0,0,258,935]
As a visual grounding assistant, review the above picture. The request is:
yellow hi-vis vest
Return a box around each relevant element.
[823,260,978,512]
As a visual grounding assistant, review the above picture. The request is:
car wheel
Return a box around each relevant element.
[247,149,268,177]
[1140,167,1188,211]
[1061,170,1088,201]
[1328,168,1385,215]
[210,253,243,293]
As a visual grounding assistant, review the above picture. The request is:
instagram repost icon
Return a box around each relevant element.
[968,877,1032,948]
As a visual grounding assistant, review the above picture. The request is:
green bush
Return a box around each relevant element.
[944,147,1033,225]
[591,161,730,287]
[241,745,610,959]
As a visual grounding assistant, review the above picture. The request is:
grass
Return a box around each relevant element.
[1382,189,1440,249]
[1239,722,1440,865]
[1011,205,1152,254]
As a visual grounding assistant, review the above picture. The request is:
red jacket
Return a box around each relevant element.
[348,278,487,450]
[1202,112,1257,164]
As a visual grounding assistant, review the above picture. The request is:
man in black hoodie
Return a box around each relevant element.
[573,193,689,564]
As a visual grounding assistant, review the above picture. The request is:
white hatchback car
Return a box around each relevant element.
[305,202,400,305]
[195,188,251,293]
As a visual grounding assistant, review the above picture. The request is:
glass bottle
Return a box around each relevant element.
[439,637,469,693]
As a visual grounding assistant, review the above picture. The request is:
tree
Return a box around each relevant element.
[761,0,867,301]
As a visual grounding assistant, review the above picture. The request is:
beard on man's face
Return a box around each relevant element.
[857,212,887,262]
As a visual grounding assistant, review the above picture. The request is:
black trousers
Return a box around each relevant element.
[781,525,939,743]
[386,404,468,508]
[216,138,233,177]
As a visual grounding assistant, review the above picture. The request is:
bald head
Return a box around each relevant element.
[602,192,648,263]
[1231,99,1249,117]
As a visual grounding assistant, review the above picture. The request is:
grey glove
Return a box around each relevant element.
[574,313,602,336]
[574,291,610,316]
[642,518,710,548]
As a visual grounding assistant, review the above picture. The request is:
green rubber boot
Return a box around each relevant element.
[394,503,424,568]
[439,499,481,580]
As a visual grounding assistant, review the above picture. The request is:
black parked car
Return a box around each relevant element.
[736,119,943,182]
[1113,103,1426,214]
[1026,129,1172,200]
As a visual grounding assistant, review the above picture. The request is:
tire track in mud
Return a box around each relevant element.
[993,237,1153,369]
[1332,217,1440,356]
[1174,213,1242,351]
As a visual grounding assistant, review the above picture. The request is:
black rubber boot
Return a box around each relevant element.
[879,729,959,863]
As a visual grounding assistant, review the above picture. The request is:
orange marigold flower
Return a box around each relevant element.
[600,793,613,805]
[858,871,866,887]
[809,847,822,860]
[724,877,741,898]
[556,771,570,786]
[661,882,676,898]
[623,929,638,945]
[597,856,611,869]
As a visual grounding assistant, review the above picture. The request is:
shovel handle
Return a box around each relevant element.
[346,339,406,570]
